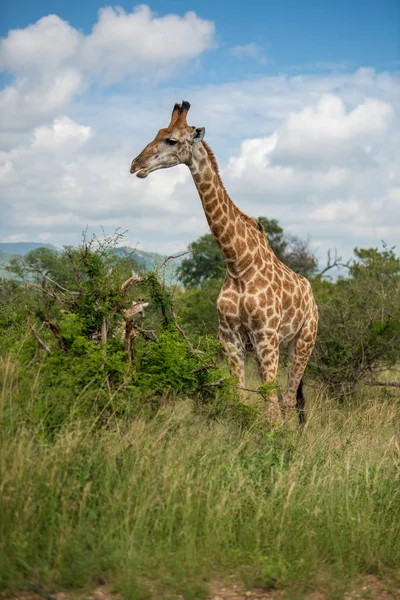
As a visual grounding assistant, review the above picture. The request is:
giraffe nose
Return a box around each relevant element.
[130,157,139,174]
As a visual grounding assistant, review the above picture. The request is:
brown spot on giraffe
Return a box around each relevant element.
[130,100,318,424]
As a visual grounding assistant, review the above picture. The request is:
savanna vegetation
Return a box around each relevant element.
[0,224,399,600]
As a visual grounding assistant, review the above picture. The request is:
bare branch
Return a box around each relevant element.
[28,283,71,310]
[101,317,108,345]
[42,273,79,294]
[120,270,144,293]
[28,318,51,354]
[135,327,158,342]
[155,250,192,273]
[170,308,214,369]
[365,380,400,388]
[203,377,226,387]
[43,320,67,351]
[315,249,346,279]
[189,363,217,374]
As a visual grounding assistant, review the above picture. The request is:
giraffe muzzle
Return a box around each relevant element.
[130,155,153,178]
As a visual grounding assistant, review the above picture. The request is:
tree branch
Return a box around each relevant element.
[365,380,400,388]
[42,273,79,294]
[120,270,143,293]
[29,283,72,310]
[315,249,351,280]
[43,320,67,351]
[28,318,51,354]
[155,250,191,273]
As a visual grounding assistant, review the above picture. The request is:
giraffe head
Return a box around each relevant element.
[130,101,205,178]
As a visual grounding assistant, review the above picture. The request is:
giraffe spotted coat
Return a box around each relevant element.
[130,101,318,422]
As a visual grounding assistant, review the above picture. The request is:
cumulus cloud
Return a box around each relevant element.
[0,6,215,132]
[273,94,394,165]
[0,70,84,131]
[230,42,266,64]
[0,113,202,249]
[224,85,400,258]
[82,5,215,82]
[32,117,91,150]
[0,7,215,80]
[0,15,81,73]
[0,24,399,264]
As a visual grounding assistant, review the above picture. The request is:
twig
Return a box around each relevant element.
[315,249,351,280]
[135,327,158,341]
[27,318,51,354]
[202,378,281,405]
[170,308,215,369]
[189,363,217,374]
[365,380,400,388]
[101,317,108,345]
[155,250,191,273]
[42,273,79,294]
[29,283,71,310]
[203,377,226,387]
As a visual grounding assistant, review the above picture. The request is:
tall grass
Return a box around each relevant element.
[1,355,399,599]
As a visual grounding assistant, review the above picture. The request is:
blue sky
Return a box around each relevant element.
[0,0,399,262]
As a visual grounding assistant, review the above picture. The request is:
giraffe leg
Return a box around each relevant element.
[282,308,318,422]
[253,332,282,423]
[219,330,245,389]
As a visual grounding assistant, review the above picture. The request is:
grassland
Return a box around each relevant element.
[0,356,399,599]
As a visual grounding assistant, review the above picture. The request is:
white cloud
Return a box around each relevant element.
[0,6,215,132]
[0,13,399,270]
[273,94,394,165]
[230,42,266,64]
[32,117,91,150]
[0,7,215,80]
[0,15,81,73]
[223,84,400,258]
[82,5,215,82]
[0,70,84,131]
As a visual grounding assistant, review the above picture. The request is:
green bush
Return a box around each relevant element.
[311,245,400,398]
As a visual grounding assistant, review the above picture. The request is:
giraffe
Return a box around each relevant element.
[130,101,318,423]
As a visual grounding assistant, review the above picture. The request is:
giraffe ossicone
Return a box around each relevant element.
[130,101,318,424]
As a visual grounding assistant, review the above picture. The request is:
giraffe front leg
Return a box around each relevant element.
[282,307,318,423]
[219,332,245,389]
[253,332,282,424]
[218,307,245,391]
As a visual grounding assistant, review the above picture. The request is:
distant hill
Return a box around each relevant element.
[0,242,184,284]
[0,242,57,256]
[113,246,184,283]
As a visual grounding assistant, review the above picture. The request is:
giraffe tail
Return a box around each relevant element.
[296,378,306,426]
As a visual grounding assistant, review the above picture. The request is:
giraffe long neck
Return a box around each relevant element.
[188,141,269,277]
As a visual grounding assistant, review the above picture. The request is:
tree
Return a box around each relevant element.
[177,217,317,288]
[176,233,225,288]
[310,244,400,399]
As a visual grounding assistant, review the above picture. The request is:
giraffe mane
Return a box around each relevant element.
[202,141,226,192]
[202,140,264,236]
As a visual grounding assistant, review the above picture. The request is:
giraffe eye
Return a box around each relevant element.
[165,138,179,146]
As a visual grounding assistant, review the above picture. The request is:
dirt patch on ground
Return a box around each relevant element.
[3,576,400,600]
[207,575,400,600]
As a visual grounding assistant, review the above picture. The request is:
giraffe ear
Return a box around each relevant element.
[191,127,205,142]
